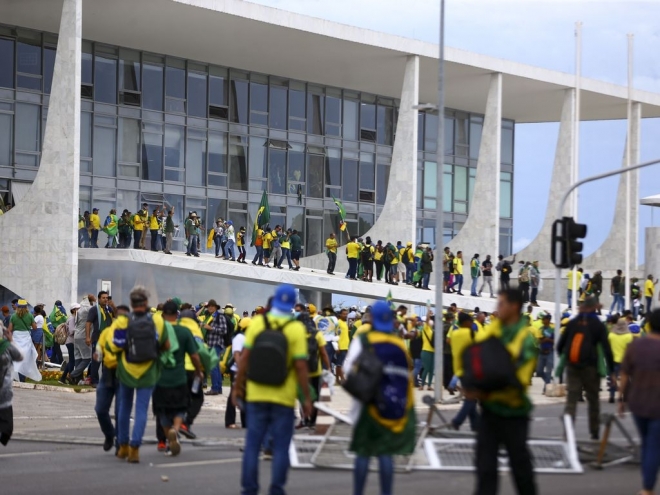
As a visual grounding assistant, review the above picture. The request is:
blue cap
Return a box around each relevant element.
[272,284,296,313]
[227,220,233,225]
[371,300,394,332]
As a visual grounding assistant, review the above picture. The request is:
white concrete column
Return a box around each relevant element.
[0,0,81,307]
[584,102,641,270]
[447,73,502,265]
[516,88,575,264]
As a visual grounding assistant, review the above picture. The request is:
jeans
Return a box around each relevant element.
[105,234,117,248]
[646,296,653,315]
[633,415,660,492]
[452,398,479,431]
[278,248,292,268]
[422,273,431,289]
[412,358,422,386]
[354,455,394,495]
[567,289,573,307]
[519,282,530,303]
[327,252,337,273]
[62,343,75,379]
[536,352,554,386]
[252,246,264,265]
[214,235,222,256]
[347,258,358,279]
[471,276,479,295]
[451,274,463,292]
[476,408,536,495]
[50,344,63,365]
[530,287,538,303]
[117,383,153,447]
[375,260,384,280]
[610,293,624,314]
[479,276,494,296]
[324,342,335,370]
[241,402,295,495]
[210,345,224,393]
[225,371,246,428]
[79,228,90,248]
[90,229,99,248]
[406,262,415,284]
[609,363,621,400]
[133,230,142,249]
[186,234,199,256]
[95,368,118,443]
[225,239,235,259]
[420,350,434,387]
[150,229,159,251]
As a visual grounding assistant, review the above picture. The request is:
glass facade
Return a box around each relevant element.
[0,24,515,256]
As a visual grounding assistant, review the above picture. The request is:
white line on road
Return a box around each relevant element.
[153,457,243,468]
[0,450,53,459]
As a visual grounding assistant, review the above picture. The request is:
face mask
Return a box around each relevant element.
[293,311,300,318]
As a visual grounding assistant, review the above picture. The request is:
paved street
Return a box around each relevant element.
[1,382,641,494]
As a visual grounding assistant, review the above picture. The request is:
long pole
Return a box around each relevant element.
[571,21,582,312]
[624,34,633,312]
[433,0,445,402]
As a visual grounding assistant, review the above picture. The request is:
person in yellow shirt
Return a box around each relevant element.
[89,208,101,248]
[236,226,247,263]
[345,236,360,280]
[607,316,633,403]
[474,312,486,333]
[132,206,146,250]
[644,274,658,315]
[373,241,385,281]
[566,267,583,309]
[262,228,273,267]
[149,207,161,252]
[336,308,350,383]
[419,313,436,390]
[449,251,464,295]
[232,284,311,495]
[449,312,479,430]
[325,233,338,275]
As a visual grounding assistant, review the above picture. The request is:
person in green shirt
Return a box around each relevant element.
[163,207,176,255]
[153,302,203,457]
[103,209,119,248]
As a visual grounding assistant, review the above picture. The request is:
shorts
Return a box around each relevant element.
[443,271,450,282]
[389,265,398,276]
[336,350,347,366]
[291,250,301,261]
[263,248,271,258]
[31,329,44,344]
[363,260,373,271]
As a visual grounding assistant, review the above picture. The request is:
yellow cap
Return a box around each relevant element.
[17,299,28,307]
[307,303,317,316]
[238,317,252,330]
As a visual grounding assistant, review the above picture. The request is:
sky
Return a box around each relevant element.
[248,0,660,264]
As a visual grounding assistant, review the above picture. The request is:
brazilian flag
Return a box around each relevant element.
[331,195,347,233]
[251,190,270,246]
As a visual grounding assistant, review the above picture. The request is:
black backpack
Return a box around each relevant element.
[461,337,521,393]
[125,313,159,363]
[343,335,383,404]
[361,244,372,263]
[247,315,291,386]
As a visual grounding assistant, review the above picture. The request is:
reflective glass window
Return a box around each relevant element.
[17,41,41,75]
[80,112,92,174]
[269,85,287,130]
[210,75,227,107]
[0,113,12,165]
[92,188,116,215]
[443,167,452,212]
[360,103,375,130]
[81,51,93,85]
[424,113,438,152]
[250,82,268,126]
[470,117,483,159]
[43,46,56,94]
[358,213,374,236]
[342,158,358,202]
[208,131,227,174]
[289,89,305,131]
[306,154,324,198]
[343,99,358,140]
[118,118,140,163]
[94,56,117,104]
[417,113,424,151]
[269,149,286,195]
[0,38,14,89]
[15,103,40,152]
[142,64,164,111]
[305,217,323,256]
[454,165,467,201]
[501,125,514,164]
[186,131,207,186]
[377,106,394,145]
[376,163,389,205]
[141,124,163,181]
[164,125,184,169]
[249,137,267,178]
[288,149,304,193]
[500,177,512,218]
[445,117,454,155]
[120,51,141,92]
[287,206,304,234]
[93,125,116,177]
[359,153,375,190]
[166,66,185,99]
[417,166,423,209]
[188,71,207,118]
[455,115,468,156]
[326,96,341,136]
[229,135,248,191]
[230,79,248,124]
[325,148,341,187]
[307,93,324,135]
[423,161,437,209]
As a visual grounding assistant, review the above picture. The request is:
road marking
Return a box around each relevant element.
[153,457,243,468]
[0,450,52,459]
[14,415,96,420]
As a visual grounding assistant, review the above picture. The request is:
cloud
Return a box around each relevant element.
[513,237,533,252]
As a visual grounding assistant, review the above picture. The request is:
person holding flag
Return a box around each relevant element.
[332,195,348,238]
[251,191,270,265]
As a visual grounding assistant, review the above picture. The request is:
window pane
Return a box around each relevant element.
[166,65,185,99]
[359,153,375,190]
[230,79,248,124]
[119,118,140,163]
[360,103,375,130]
[287,206,304,234]
[249,137,267,178]
[164,125,184,169]
[79,185,91,213]
[120,51,140,92]
[142,130,163,181]
[307,154,323,198]
[250,82,267,126]
[229,136,248,190]
[445,117,454,155]
[269,85,287,130]
[0,113,11,165]
[502,126,514,164]
[500,179,512,218]
[288,150,305,182]
[305,217,323,256]
[188,71,207,118]
[17,41,41,75]
[15,103,40,152]
[81,51,93,85]
[186,137,206,186]
[443,171,452,212]
[417,113,424,151]
[117,189,139,214]
[358,213,374,236]
[0,39,14,89]
[210,75,227,107]
[343,100,358,140]
[95,56,117,104]
[269,149,286,194]
[92,188,117,215]
[376,164,389,205]
[93,126,116,176]
[43,47,56,94]
[470,119,482,159]
[142,64,164,111]
[423,161,437,209]
[325,149,341,187]
[377,106,394,146]
[307,93,324,135]
[417,167,423,208]
[81,112,92,158]
[326,96,341,136]
[454,165,467,201]
[342,159,358,201]
[289,89,305,128]
[424,113,438,152]
[208,131,227,174]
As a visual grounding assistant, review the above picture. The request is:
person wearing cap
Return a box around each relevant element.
[557,296,614,440]
[132,205,147,249]
[401,241,415,285]
[276,228,294,270]
[59,303,79,384]
[344,300,416,495]
[184,212,199,257]
[68,295,94,385]
[103,208,119,248]
[200,300,226,396]
[224,220,236,261]
[89,208,101,248]
[269,225,283,269]
[7,300,40,382]
[449,312,480,431]
[212,219,225,258]
[236,226,247,263]
[233,284,312,495]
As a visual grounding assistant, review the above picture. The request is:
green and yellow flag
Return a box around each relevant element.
[332,195,347,232]
[251,190,271,246]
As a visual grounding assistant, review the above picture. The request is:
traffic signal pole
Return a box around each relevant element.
[553,157,660,330]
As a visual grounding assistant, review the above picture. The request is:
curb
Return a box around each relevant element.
[13,382,94,394]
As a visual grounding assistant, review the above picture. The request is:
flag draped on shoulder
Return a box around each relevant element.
[251,190,270,246]
[332,195,347,232]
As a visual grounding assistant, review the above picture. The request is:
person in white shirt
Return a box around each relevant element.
[224,220,236,261]
[225,317,249,429]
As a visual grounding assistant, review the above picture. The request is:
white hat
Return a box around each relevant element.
[348,311,357,319]
[70,302,81,311]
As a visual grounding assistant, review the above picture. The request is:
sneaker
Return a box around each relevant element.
[103,436,114,452]
[157,441,167,452]
[608,397,615,404]
[179,424,196,439]
[168,429,181,456]
[262,449,273,461]
[205,390,220,396]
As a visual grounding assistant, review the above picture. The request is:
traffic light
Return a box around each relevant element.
[551,216,587,268]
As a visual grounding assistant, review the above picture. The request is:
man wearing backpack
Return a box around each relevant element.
[496,254,516,291]
[233,284,312,495]
[557,297,615,440]
[518,261,531,303]
[469,289,538,495]
[401,242,415,285]
[360,237,375,282]
[109,287,170,463]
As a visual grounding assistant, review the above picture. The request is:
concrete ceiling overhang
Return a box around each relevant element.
[2,0,659,123]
